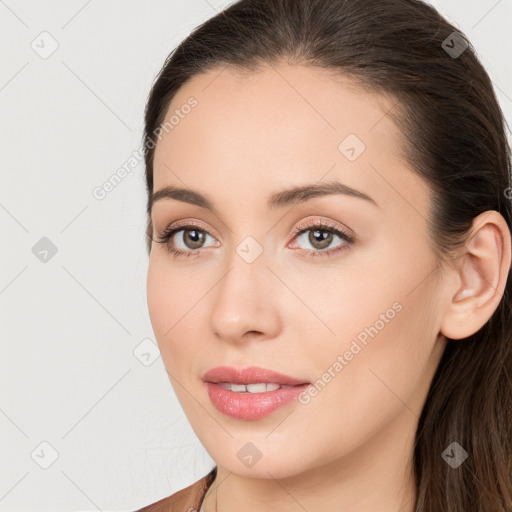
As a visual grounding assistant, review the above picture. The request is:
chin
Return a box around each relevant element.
[204,438,319,480]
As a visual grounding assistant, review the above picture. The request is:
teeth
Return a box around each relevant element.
[245,383,268,393]
[217,382,284,393]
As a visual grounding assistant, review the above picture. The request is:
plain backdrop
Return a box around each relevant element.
[1,1,511,510]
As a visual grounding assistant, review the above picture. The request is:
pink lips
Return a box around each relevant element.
[202,366,310,421]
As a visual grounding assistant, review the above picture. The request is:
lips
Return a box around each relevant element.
[202,366,311,420]
[202,366,309,386]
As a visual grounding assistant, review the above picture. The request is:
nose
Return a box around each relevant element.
[209,250,282,345]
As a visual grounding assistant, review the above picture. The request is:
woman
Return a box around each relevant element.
[137,0,512,510]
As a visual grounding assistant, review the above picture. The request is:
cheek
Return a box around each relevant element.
[147,252,196,332]
[298,259,439,434]
[146,255,209,370]
[146,257,171,338]
[312,227,437,352]
[291,235,438,383]
[147,259,211,427]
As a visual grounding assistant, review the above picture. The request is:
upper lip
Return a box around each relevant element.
[202,366,309,386]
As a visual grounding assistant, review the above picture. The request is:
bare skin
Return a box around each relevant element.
[146,62,511,512]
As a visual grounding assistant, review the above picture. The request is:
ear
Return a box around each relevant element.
[439,210,511,340]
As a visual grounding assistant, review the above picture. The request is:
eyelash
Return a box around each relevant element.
[154,219,355,260]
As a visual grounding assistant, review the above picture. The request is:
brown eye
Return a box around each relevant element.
[180,228,207,249]
[155,223,218,256]
[289,220,355,260]
[293,226,351,252]
[307,228,334,250]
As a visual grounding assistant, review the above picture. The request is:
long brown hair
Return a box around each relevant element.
[142,1,512,510]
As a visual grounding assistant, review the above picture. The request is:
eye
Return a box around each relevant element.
[154,222,218,258]
[289,219,354,259]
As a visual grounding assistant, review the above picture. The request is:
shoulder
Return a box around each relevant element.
[134,468,217,512]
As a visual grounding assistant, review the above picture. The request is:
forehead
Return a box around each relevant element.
[152,62,427,217]
[155,63,398,158]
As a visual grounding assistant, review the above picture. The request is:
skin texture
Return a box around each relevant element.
[146,62,511,512]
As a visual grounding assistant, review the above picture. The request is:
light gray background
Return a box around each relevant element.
[1,1,511,511]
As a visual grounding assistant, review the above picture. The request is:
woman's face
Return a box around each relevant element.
[147,63,449,479]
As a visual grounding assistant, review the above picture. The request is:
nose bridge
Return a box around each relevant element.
[209,233,280,342]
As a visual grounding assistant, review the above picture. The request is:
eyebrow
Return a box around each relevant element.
[150,180,378,214]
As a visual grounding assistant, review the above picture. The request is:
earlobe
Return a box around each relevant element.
[440,211,512,341]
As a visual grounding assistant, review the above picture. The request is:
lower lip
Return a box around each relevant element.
[205,382,310,420]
